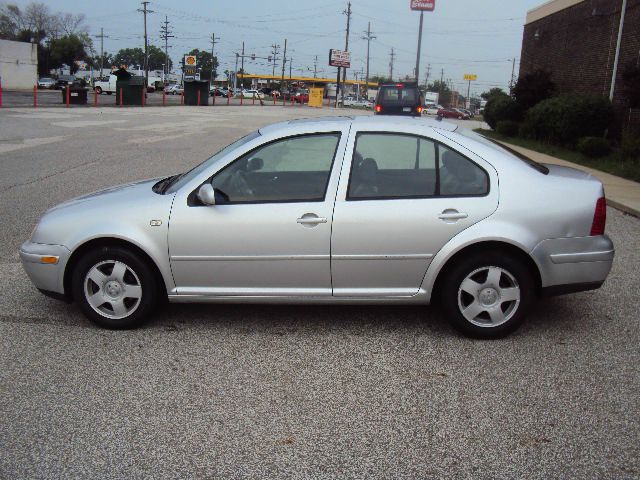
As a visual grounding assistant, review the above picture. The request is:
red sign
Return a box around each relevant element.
[410,0,435,11]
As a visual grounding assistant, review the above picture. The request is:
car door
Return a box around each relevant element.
[330,127,499,297]
[168,129,348,297]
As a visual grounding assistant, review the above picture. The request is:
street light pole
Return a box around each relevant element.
[609,0,628,101]
[415,10,424,84]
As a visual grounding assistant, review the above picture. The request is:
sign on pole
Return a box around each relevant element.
[410,0,435,11]
[329,49,351,68]
[463,74,477,81]
[184,55,197,80]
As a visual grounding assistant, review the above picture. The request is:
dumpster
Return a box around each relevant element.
[60,85,88,105]
[110,68,145,106]
[184,79,209,106]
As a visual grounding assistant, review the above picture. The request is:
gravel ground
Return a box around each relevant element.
[0,106,637,479]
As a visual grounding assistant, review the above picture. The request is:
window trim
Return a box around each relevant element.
[189,132,342,206]
[346,131,490,202]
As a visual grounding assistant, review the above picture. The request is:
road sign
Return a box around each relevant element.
[464,74,477,81]
[329,49,351,68]
[410,0,435,11]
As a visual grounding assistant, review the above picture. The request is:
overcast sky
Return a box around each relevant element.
[14,0,544,96]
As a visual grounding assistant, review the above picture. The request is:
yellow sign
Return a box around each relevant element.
[308,88,324,108]
[184,55,196,66]
[464,74,477,81]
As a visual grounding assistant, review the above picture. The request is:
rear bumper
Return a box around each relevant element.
[531,235,614,293]
[19,241,71,295]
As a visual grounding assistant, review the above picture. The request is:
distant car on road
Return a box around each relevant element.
[38,77,56,89]
[340,97,373,108]
[438,107,470,120]
[424,104,443,115]
[165,84,183,95]
[56,75,76,90]
[374,83,423,116]
[20,116,614,338]
[241,89,265,99]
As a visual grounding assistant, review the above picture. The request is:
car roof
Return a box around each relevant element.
[259,115,458,135]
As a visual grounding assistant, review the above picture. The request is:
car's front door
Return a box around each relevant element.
[331,128,499,297]
[168,130,346,297]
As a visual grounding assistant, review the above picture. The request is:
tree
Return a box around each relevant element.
[49,34,88,73]
[148,44,171,71]
[369,74,390,85]
[427,80,451,106]
[184,48,218,80]
[512,70,555,112]
[113,47,145,69]
[481,88,508,101]
[622,62,640,109]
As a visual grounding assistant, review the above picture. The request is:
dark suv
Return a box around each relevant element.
[374,83,423,117]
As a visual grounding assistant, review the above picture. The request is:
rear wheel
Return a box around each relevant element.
[71,246,158,329]
[95,86,102,94]
[440,252,534,338]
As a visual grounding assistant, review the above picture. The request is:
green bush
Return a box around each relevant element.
[484,96,521,130]
[522,94,613,145]
[576,137,611,158]
[496,120,520,137]
[620,130,640,162]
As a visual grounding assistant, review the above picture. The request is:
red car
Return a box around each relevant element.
[293,90,309,103]
[437,107,470,120]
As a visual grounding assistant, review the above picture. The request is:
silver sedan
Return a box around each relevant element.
[20,116,614,338]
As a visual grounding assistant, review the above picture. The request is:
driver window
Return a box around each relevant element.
[210,133,340,203]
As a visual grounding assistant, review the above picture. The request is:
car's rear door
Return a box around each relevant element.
[330,124,499,297]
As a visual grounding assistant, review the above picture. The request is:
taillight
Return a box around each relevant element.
[590,197,606,235]
[417,106,423,113]
[375,105,381,112]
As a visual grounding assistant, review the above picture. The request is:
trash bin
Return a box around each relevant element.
[116,76,145,106]
[60,86,88,105]
[184,79,209,106]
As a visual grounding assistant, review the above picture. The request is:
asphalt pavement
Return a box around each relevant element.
[0,105,638,479]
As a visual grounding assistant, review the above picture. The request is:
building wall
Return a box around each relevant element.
[0,39,38,89]
[520,0,639,109]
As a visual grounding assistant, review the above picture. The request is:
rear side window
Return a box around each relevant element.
[348,133,488,200]
[379,86,419,105]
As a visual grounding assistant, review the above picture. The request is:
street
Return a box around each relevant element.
[0,106,638,479]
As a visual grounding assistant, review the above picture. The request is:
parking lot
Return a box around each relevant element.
[0,105,638,479]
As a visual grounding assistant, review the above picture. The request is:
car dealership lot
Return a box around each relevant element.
[0,106,638,478]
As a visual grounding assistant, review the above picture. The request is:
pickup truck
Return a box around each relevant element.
[93,74,158,94]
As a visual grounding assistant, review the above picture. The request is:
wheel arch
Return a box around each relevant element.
[430,240,542,305]
[63,237,168,301]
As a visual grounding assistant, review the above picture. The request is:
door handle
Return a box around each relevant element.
[297,216,327,225]
[438,210,468,221]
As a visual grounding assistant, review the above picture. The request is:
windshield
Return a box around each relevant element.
[459,129,549,174]
[164,130,262,194]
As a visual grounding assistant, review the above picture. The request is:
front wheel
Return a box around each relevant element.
[440,252,534,338]
[71,246,158,329]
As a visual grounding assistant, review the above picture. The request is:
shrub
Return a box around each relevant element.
[576,137,611,158]
[496,120,520,137]
[484,96,521,130]
[512,70,556,111]
[522,94,613,145]
[620,130,640,162]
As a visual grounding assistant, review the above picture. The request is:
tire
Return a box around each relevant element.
[71,246,159,329]
[440,251,534,339]
[95,86,102,94]
[106,91,112,95]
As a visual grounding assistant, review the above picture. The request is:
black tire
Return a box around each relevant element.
[440,251,534,339]
[71,246,158,329]
[106,91,112,95]
[95,86,102,94]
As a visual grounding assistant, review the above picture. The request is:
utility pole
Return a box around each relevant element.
[424,64,431,89]
[289,57,292,79]
[509,57,516,95]
[610,0,628,101]
[137,1,153,88]
[93,28,109,78]
[389,48,396,81]
[340,1,352,106]
[234,52,239,90]
[313,55,318,78]
[271,43,280,78]
[210,33,219,80]
[415,10,424,84]
[439,68,444,104]
[362,22,375,97]
[160,17,173,79]
[240,41,245,89]
[281,38,287,89]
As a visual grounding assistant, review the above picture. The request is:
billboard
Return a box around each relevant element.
[329,49,351,68]
[410,0,435,11]
[463,74,477,81]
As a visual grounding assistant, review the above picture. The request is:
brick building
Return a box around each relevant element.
[520,0,639,130]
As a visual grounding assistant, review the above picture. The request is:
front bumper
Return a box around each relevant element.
[19,241,71,296]
[531,235,614,293]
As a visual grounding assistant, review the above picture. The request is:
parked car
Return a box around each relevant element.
[374,82,423,116]
[55,75,76,90]
[461,108,474,119]
[241,89,265,99]
[20,116,613,338]
[340,96,373,108]
[424,104,443,115]
[438,107,469,120]
[165,84,183,95]
[210,87,227,97]
[259,87,279,98]
[38,77,56,89]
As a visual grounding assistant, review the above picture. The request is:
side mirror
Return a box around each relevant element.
[197,184,216,206]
